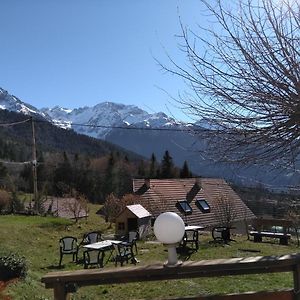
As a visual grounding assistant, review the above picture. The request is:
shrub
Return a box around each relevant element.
[0,253,27,281]
[9,190,25,213]
[0,189,10,212]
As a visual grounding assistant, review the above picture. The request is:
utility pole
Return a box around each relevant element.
[30,117,38,212]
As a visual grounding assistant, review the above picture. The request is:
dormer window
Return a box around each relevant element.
[176,200,193,214]
[196,199,210,213]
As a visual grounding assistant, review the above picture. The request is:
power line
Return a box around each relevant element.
[0,159,33,165]
[0,115,206,133]
[0,118,31,127]
[34,118,203,132]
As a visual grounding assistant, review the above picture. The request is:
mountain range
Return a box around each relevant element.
[0,87,299,191]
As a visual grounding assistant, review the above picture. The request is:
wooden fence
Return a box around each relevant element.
[42,253,300,300]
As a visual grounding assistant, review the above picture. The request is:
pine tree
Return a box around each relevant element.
[180,160,192,178]
[161,150,175,178]
[149,153,157,178]
[138,160,146,178]
[53,151,73,196]
[102,152,116,197]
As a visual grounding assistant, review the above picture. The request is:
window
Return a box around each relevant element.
[118,222,125,230]
[176,200,193,214]
[195,199,210,213]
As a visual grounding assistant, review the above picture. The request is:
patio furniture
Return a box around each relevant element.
[248,218,292,245]
[180,225,204,250]
[80,231,102,246]
[83,249,104,269]
[83,240,123,265]
[122,231,138,254]
[112,242,137,267]
[59,236,79,267]
[212,226,235,243]
[181,229,199,250]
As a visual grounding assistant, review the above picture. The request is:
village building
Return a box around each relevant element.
[132,178,256,232]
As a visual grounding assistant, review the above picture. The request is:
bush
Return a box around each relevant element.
[0,253,27,281]
[9,190,25,214]
[0,189,10,212]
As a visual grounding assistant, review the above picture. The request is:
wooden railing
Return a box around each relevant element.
[42,253,300,300]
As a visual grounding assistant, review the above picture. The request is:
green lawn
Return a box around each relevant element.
[0,205,299,299]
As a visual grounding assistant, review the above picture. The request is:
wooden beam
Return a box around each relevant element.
[42,253,300,288]
[53,283,70,300]
[41,254,300,299]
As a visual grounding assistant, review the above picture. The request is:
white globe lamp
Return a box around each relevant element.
[154,212,185,267]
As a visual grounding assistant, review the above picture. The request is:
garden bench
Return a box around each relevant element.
[248,218,292,245]
[249,230,291,245]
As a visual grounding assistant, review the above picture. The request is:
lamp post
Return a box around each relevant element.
[154,212,185,267]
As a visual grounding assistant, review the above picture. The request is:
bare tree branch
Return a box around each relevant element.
[160,0,300,167]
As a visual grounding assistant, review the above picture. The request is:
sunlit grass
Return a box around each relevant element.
[1,205,299,299]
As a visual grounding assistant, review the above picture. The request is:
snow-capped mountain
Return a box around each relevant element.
[1,87,299,191]
[0,88,50,121]
[0,88,187,138]
[41,102,186,139]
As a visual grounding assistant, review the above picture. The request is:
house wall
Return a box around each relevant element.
[137,217,151,239]
[115,209,136,237]
[115,210,151,239]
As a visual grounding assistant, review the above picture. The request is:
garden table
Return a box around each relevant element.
[83,240,123,265]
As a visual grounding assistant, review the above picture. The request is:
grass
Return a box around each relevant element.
[0,205,299,299]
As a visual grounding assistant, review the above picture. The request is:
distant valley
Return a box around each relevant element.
[0,87,299,191]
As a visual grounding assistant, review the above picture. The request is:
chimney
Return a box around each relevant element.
[135,178,151,195]
[186,178,202,203]
[144,178,150,189]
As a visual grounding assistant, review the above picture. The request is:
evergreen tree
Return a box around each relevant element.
[180,160,192,178]
[137,160,146,178]
[102,152,116,197]
[20,164,33,193]
[149,153,157,178]
[53,151,73,196]
[0,162,7,180]
[160,150,175,178]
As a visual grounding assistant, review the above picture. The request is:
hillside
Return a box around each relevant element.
[1,87,300,192]
[0,110,142,162]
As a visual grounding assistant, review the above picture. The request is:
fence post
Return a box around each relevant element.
[53,283,70,300]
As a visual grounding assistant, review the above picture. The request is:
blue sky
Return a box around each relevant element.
[0,0,205,121]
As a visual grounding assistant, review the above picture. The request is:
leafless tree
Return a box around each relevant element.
[160,0,300,167]
[67,194,89,223]
[286,207,300,246]
[214,194,237,227]
[102,193,138,228]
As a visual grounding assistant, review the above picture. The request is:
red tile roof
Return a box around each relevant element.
[133,178,255,228]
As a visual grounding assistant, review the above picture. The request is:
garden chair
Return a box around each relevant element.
[83,249,104,269]
[112,242,137,267]
[80,231,102,246]
[59,236,79,267]
[121,231,138,254]
[181,229,199,250]
[212,226,233,243]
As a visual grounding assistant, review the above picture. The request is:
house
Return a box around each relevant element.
[133,178,255,231]
[115,204,152,239]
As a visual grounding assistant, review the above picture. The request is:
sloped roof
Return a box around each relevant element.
[133,178,255,228]
[43,197,88,219]
[126,204,152,218]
